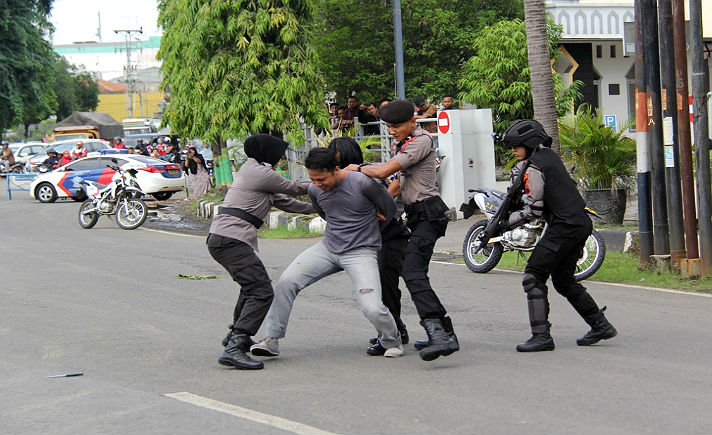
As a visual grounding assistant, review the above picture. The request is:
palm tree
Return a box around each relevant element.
[523,0,561,153]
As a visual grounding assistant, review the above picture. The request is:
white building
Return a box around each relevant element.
[547,0,712,133]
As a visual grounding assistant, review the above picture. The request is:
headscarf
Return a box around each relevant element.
[243,134,289,166]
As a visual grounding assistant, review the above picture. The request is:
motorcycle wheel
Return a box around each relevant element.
[78,200,99,229]
[115,198,147,230]
[574,229,607,281]
[462,219,504,273]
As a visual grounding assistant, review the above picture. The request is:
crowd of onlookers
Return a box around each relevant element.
[328,95,459,136]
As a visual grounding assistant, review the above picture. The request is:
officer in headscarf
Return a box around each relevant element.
[207,134,314,370]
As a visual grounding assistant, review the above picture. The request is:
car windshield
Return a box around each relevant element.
[129,155,172,165]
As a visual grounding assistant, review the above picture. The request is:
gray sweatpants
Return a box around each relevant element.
[264,240,401,349]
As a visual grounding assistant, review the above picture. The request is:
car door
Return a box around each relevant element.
[56,157,105,196]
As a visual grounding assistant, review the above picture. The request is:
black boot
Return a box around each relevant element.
[516,331,555,352]
[414,316,457,350]
[219,334,264,370]
[221,323,234,347]
[577,307,617,346]
[419,318,460,361]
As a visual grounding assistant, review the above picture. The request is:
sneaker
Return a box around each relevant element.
[384,346,404,358]
[250,337,280,357]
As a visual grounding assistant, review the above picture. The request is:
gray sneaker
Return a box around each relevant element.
[250,337,280,357]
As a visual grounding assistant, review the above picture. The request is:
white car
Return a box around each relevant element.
[30,154,186,203]
[9,142,46,163]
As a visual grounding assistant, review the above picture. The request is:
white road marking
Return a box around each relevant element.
[139,227,204,238]
[163,392,339,435]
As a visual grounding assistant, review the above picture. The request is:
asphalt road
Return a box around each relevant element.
[2,190,712,435]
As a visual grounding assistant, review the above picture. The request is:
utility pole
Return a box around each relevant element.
[671,0,699,264]
[689,0,712,274]
[393,0,405,99]
[642,0,670,254]
[114,27,143,118]
[657,0,685,267]
[635,0,653,266]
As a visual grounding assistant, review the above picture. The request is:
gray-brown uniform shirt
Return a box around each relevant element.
[393,126,439,205]
[209,158,313,251]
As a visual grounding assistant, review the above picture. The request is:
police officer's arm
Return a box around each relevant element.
[508,165,545,228]
[361,177,397,224]
[344,158,403,179]
[272,193,315,215]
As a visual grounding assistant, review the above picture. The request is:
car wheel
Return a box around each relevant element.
[36,182,58,203]
[152,191,173,201]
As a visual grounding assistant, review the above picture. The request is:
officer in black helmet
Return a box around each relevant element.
[502,119,617,352]
[343,99,459,361]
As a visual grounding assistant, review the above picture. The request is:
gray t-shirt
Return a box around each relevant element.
[309,171,397,254]
[393,126,440,205]
[209,158,313,251]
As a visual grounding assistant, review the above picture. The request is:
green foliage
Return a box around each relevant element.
[459,19,581,131]
[0,0,56,138]
[558,105,636,192]
[311,0,523,104]
[157,0,328,144]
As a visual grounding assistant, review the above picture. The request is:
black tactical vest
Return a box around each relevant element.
[527,148,585,223]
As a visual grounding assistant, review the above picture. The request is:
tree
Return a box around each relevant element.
[73,72,99,112]
[458,18,581,163]
[524,0,560,152]
[311,0,523,105]
[0,0,55,139]
[157,0,328,144]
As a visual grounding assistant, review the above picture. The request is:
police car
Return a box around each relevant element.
[30,154,186,203]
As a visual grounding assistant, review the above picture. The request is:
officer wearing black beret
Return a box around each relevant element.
[344,99,459,361]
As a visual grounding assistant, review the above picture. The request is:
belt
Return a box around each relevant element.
[219,206,263,228]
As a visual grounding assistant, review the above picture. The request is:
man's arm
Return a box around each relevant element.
[361,177,397,224]
[508,165,545,228]
[308,188,326,220]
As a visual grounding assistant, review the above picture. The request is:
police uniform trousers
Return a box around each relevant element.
[377,219,410,331]
[207,234,274,336]
[401,212,448,320]
[523,213,600,326]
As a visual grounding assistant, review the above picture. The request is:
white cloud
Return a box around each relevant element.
[50,0,161,45]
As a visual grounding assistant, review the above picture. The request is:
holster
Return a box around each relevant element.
[405,195,449,222]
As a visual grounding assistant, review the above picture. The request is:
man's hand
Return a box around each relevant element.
[344,164,359,173]
[376,211,386,221]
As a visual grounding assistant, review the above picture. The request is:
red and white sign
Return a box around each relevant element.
[438,111,450,134]
[689,95,694,123]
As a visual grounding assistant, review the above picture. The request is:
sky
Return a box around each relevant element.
[49,0,161,45]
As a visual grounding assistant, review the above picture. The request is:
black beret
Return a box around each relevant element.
[378,100,415,124]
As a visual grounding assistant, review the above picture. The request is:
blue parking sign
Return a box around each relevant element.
[604,114,617,131]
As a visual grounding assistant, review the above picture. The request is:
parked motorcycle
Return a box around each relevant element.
[78,159,147,230]
[460,187,606,281]
[1,161,27,174]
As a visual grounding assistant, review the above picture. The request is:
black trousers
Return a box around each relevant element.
[207,234,274,336]
[401,213,448,320]
[524,213,600,320]
[377,226,409,331]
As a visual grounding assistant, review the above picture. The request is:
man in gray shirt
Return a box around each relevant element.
[251,147,404,359]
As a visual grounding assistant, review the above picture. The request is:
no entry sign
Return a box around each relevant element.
[438,111,450,134]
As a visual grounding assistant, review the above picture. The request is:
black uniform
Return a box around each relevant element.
[512,147,616,351]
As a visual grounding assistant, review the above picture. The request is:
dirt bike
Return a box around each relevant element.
[460,187,606,281]
[78,160,147,230]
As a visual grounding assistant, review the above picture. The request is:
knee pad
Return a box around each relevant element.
[522,273,547,299]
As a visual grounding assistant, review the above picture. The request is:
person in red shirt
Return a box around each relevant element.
[59,151,73,166]
[71,141,88,160]
[113,136,126,149]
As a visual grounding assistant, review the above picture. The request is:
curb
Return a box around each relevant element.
[195,200,325,234]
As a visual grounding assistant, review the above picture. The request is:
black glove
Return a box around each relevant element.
[495,218,510,234]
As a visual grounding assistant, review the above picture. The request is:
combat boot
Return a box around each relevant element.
[414,316,457,350]
[577,307,617,346]
[419,318,460,361]
[516,332,555,352]
[221,324,256,348]
[219,334,264,370]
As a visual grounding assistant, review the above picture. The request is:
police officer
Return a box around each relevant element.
[501,119,617,352]
[344,100,459,361]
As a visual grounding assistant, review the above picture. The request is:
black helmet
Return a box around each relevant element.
[501,119,552,149]
[1,140,8,146]
[47,148,57,155]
